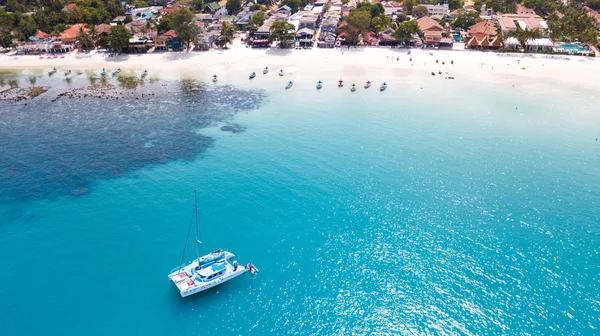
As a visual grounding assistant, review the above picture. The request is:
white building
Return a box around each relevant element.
[423,3,449,16]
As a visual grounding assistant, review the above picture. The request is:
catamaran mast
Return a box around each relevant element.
[194,189,201,262]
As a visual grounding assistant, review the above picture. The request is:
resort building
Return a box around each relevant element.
[57,23,87,43]
[423,3,449,17]
[466,33,502,49]
[504,36,554,52]
[379,27,400,46]
[497,13,548,33]
[416,16,452,47]
[382,1,403,19]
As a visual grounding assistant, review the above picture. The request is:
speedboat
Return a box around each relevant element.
[351,84,356,92]
[316,80,323,89]
[285,81,293,89]
[168,190,257,298]
[338,79,343,87]
[263,67,269,74]
[64,70,71,76]
[48,68,57,76]
[212,74,218,83]
[380,82,387,91]
[249,72,256,79]
[141,70,148,78]
[100,68,107,76]
[112,68,121,76]
[279,69,284,76]
[364,81,371,89]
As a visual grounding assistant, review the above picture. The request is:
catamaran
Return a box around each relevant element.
[168,190,258,297]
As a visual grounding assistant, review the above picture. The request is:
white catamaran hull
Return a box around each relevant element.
[168,251,256,297]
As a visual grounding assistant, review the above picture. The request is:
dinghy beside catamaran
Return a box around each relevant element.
[168,190,258,297]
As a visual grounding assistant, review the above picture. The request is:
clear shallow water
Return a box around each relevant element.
[0,76,599,335]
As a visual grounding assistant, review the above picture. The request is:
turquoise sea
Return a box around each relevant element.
[0,73,599,335]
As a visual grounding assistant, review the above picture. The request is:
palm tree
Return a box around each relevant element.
[217,22,236,48]
[87,24,98,49]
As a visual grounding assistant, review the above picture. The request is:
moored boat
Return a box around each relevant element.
[249,72,256,79]
[112,68,121,76]
[141,70,148,78]
[64,70,71,76]
[338,79,343,87]
[100,68,107,76]
[263,66,269,74]
[168,190,258,298]
[316,80,323,89]
[212,74,218,82]
[364,81,371,89]
[279,69,284,76]
[351,84,356,92]
[285,81,293,89]
[380,82,388,91]
[48,68,57,76]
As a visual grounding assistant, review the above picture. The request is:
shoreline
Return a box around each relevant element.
[2,41,600,92]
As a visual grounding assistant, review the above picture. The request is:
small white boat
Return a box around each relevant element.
[100,68,107,76]
[141,70,148,78]
[279,69,284,76]
[168,190,257,298]
[64,70,71,76]
[249,72,256,79]
[351,84,356,92]
[263,67,269,74]
[316,80,323,89]
[112,68,121,76]
[380,82,388,91]
[364,81,371,89]
[338,79,343,87]
[48,68,57,76]
[285,81,293,89]
[212,74,218,83]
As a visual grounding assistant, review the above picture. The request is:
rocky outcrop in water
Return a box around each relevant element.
[0,86,50,102]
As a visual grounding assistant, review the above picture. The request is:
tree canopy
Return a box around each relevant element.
[217,21,236,47]
[412,5,429,18]
[269,20,295,48]
[108,25,132,52]
[172,8,199,51]
[452,10,480,29]
[392,20,421,43]
[251,11,266,27]
[342,9,371,45]
[226,0,242,15]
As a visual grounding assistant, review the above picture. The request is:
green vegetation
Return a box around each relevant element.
[505,26,542,47]
[269,20,295,48]
[226,0,242,15]
[412,5,429,18]
[251,11,266,26]
[452,10,481,29]
[547,6,598,44]
[108,25,132,52]
[217,21,236,47]
[1,0,124,41]
[589,0,600,11]
[342,9,370,45]
[172,8,199,50]
[392,20,421,44]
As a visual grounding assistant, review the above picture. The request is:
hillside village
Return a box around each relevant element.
[1,0,599,56]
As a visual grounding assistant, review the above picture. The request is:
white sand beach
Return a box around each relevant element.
[2,40,599,91]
